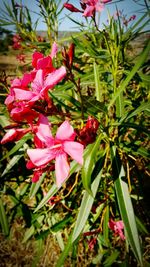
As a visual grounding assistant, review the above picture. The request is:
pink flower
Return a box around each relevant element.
[10,101,38,122]
[108,219,125,240]
[82,0,104,17]
[87,237,97,250]
[63,1,111,17]
[27,115,84,187]
[82,0,112,17]
[13,67,66,104]
[5,73,33,110]
[32,42,59,76]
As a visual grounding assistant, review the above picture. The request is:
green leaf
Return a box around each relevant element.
[50,91,81,110]
[72,157,104,242]
[82,134,102,194]
[1,150,25,177]
[126,101,150,120]
[136,147,150,158]
[108,40,150,109]
[103,204,109,245]
[94,61,102,102]
[82,95,107,114]
[135,216,149,235]
[103,250,120,267]
[111,146,143,266]
[115,90,124,118]
[29,172,46,198]
[51,215,73,232]
[56,232,73,267]
[22,225,35,243]
[34,184,58,213]
[0,198,9,236]
[1,133,31,161]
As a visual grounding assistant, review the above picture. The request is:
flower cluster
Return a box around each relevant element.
[108,219,125,240]
[12,34,22,50]
[114,10,136,27]
[1,42,84,187]
[4,42,65,123]
[77,116,99,146]
[64,0,112,17]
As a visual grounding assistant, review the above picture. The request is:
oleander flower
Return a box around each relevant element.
[108,219,125,240]
[13,67,66,104]
[27,115,84,187]
[64,0,112,17]
[82,0,112,17]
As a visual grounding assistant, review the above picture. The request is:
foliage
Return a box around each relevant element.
[0,0,150,266]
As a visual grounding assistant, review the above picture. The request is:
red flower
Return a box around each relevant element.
[87,237,97,250]
[77,116,99,146]
[12,34,22,50]
[62,43,75,69]
[63,3,82,13]
[108,219,125,240]
[16,54,26,63]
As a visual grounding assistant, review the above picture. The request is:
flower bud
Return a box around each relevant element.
[64,3,82,13]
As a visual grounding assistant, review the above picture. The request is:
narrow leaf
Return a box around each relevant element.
[108,40,150,109]
[103,250,120,267]
[94,61,102,102]
[126,101,150,120]
[111,146,143,266]
[1,152,24,177]
[22,225,35,243]
[29,173,46,198]
[34,184,58,213]
[82,134,102,194]
[0,198,9,236]
[103,204,109,245]
[1,133,31,161]
[72,157,104,242]
[56,233,73,267]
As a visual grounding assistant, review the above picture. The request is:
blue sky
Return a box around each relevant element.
[0,0,149,31]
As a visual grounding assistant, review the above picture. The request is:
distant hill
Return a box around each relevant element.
[37,30,79,40]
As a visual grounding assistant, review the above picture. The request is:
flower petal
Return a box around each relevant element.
[32,170,43,183]
[32,51,44,68]
[31,69,44,93]
[116,221,124,230]
[27,148,55,166]
[14,88,36,101]
[1,129,17,144]
[56,121,76,141]
[55,153,70,187]
[63,141,84,165]
[83,6,95,17]
[36,114,54,145]
[50,42,58,58]
[95,3,104,12]
[37,56,53,70]
[44,66,66,90]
